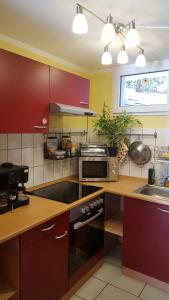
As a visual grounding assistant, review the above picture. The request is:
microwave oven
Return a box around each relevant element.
[78,157,119,182]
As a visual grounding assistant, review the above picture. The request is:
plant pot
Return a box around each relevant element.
[108,146,118,157]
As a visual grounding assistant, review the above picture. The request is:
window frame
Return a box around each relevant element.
[112,60,169,115]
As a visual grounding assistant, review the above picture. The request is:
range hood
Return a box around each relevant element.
[49,103,96,116]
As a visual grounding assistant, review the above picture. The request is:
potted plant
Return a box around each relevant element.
[93,103,142,156]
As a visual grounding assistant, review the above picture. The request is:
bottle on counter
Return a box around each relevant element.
[148,165,155,185]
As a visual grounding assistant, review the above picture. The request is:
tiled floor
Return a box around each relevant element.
[69,254,169,300]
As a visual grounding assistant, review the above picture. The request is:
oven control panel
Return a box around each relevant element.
[70,196,104,223]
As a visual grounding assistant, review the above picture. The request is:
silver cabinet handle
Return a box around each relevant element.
[80,101,88,105]
[158,208,169,213]
[41,224,55,232]
[34,125,47,129]
[73,208,103,230]
[55,230,68,239]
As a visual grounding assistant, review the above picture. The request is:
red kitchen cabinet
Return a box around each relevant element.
[20,212,69,300]
[123,197,169,283]
[0,49,49,133]
[50,66,90,108]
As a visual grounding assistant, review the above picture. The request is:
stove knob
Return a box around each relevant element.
[93,201,98,207]
[98,198,104,204]
[85,205,90,212]
[96,199,101,205]
[89,202,94,209]
[80,207,86,214]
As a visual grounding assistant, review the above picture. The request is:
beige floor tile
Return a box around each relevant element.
[69,295,83,300]
[94,263,145,296]
[96,284,139,300]
[75,276,107,300]
[140,284,169,300]
[104,245,122,267]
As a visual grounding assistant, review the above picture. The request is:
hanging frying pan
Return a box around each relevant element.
[128,141,152,166]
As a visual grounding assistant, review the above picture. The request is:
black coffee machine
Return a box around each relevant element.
[0,162,29,214]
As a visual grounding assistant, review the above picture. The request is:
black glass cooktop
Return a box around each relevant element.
[28,181,102,204]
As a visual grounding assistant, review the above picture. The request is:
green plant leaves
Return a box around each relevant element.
[93,103,142,148]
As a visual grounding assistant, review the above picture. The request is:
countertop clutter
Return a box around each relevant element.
[0,175,169,244]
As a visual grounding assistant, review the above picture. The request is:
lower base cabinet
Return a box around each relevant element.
[20,212,69,300]
[123,197,169,284]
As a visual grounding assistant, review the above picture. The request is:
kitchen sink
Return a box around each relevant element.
[135,185,169,199]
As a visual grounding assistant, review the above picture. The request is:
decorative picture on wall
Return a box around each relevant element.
[120,70,169,107]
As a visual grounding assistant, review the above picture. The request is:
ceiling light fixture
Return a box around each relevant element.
[135,49,146,67]
[117,44,128,64]
[101,47,113,65]
[72,3,146,67]
[126,21,140,47]
[72,4,88,34]
[101,15,116,44]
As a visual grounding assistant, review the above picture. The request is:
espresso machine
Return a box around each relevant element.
[0,162,29,214]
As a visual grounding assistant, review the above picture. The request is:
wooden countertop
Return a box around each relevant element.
[0,175,169,244]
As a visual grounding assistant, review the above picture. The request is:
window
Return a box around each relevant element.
[112,60,169,115]
[120,71,168,107]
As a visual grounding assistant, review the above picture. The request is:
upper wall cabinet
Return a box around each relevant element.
[0,49,49,133]
[50,67,90,108]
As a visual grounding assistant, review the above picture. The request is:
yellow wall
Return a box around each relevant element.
[89,71,169,129]
[1,39,169,129]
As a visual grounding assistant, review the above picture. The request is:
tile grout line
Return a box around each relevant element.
[94,283,109,300]
[93,274,146,299]
[138,282,147,299]
[74,294,86,300]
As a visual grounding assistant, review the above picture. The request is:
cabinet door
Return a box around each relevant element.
[123,197,169,283]
[0,49,49,133]
[50,66,90,108]
[20,212,69,300]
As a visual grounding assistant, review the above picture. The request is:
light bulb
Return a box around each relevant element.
[126,21,140,47]
[72,5,88,34]
[101,47,112,65]
[135,51,146,67]
[101,15,116,44]
[117,45,128,64]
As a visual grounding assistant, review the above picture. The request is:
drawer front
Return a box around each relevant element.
[20,212,69,247]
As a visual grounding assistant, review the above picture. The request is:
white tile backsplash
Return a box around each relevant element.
[0,150,7,163]
[34,134,44,147]
[62,159,71,177]
[54,161,63,179]
[0,134,7,150]
[33,147,44,166]
[22,134,34,148]
[3,127,169,188]
[44,164,54,182]
[8,134,21,149]
[34,166,44,186]
[22,148,34,167]
[8,149,22,165]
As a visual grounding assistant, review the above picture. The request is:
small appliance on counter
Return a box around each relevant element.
[79,144,119,182]
[0,162,29,214]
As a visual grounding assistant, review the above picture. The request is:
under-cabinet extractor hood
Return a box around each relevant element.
[49,103,96,116]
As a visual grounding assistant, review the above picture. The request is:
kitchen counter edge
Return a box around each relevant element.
[0,175,168,244]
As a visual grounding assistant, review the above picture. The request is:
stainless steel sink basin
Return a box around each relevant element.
[135,185,169,199]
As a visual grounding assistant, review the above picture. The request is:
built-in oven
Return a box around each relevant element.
[69,195,105,287]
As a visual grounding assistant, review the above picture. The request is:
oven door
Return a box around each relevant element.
[79,157,109,181]
[69,207,104,283]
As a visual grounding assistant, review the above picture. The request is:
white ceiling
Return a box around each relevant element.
[1,0,169,71]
